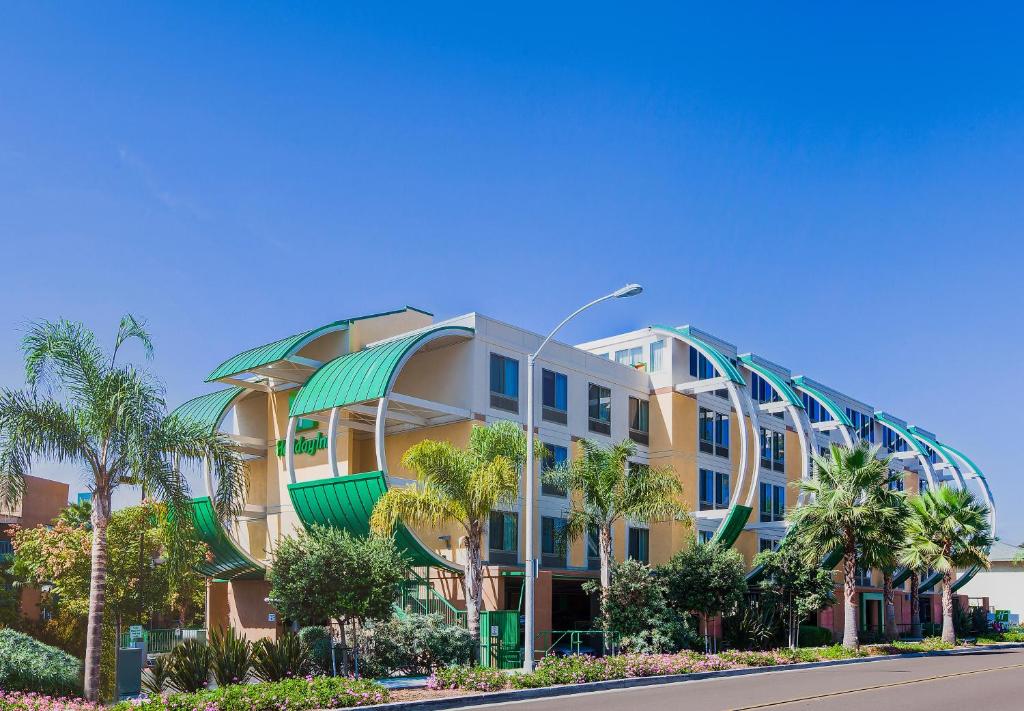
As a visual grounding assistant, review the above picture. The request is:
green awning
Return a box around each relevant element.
[206,321,348,382]
[710,505,752,548]
[874,412,928,458]
[892,567,912,588]
[739,356,804,409]
[935,442,986,480]
[190,497,265,581]
[290,325,474,418]
[908,426,960,476]
[792,377,854,428]
[287,471,460,572]
[169,387,245,432]
[951,566,981,593]
[651,325,745,385]
[919,570,944,593]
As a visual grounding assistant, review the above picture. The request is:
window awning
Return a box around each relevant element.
[169,387,245,432]
[792,377,855,428]
[289,325,474,418]
[287,471,461,572]
[738,355,803,409]
[651,324,745,385]
[190,497,266,581]
[206,321,348,383]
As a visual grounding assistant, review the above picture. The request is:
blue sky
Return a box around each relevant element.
[1,4,1021,542]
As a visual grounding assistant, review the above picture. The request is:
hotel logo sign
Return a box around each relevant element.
[276,432,328,458]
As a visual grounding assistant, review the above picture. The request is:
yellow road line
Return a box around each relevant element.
[731,662,1024,709]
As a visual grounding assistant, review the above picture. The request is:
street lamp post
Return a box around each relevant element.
[522,283,643,671]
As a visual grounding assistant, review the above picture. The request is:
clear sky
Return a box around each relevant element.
[1,4,1021,541]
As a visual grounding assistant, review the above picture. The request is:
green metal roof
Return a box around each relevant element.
[936,442,986,480]
[287,471,460,571]
[738,356,804,409]
[290,325,474,418]
[190,497,265,581]
[951,565,981,593]
[919,570,944,593]
[206,321,348,382]
[907,426,960,476]
[791,377,855,428]
[169,387,245,432]
[874,412,928,457]
[710,505,752,548]
[651,325,745,385]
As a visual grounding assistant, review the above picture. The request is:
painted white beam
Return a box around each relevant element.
[283,355,323,369]
[758,401,789,414]
[812,421,840,432]
[347,402,427,427]
[675,377,730,395]
[389,392,472,420]
[220,377,271,392]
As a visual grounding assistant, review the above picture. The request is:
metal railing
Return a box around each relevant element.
[119,628,206,653]
[535,629,620,658]
[397,572,467,628]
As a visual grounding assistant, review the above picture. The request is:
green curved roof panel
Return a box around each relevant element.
[919,570,944,593]
[821,547,844,570]
[892,567,912,588]
[651,325,745,385]
[908,427,960,476]
[206,321,348,382]
[936,442,986,480]
[190,497,265,581]
[290,326,474,418]
[738,356,804,409]
[951,565,981,593]
[287,471,459,571]
[874,413,928,457]
[792,377,854,428]
[710,505,752,548]
[169,388,244,432]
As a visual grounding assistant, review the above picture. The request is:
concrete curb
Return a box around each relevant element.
[354,643,1024,711]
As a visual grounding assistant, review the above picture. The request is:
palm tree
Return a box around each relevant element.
[541,438,688,612]
[900,486,992,644]
[789,442,901,649]
[369,420,539,651]
[0,317,246,701]
[858,476,907,641]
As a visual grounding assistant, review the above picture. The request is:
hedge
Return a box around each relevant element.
[0,629,83,697]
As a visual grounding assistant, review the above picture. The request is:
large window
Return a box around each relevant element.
[750,372,779,404]
[541,516,567,567]
[541,369,568,425]
[628,397,650,445]
[846,408,874,443]
[802,393,834,424]
[882,427,908,452]
[699,407,729,457]
[489,353,519,413]
[488,511,518,564]
[690,346,729,398]
[615,346,644,367]
[541,444,568,497]
[759,538,779,553]
[759,428,786,472]
[588,383,611,435]
[648,339,666,373]
[627,527,649,564]
[699,468,729,510]
[759,483,786,522]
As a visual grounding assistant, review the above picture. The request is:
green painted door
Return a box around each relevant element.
[479,610,522,669]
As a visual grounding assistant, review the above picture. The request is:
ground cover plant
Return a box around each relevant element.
[0,691,101,711]
[111,677,388,711]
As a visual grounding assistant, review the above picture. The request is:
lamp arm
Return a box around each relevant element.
[533,293,616,359]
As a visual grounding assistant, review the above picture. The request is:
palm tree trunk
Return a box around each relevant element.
[464,528,483,662]
[842,547,859,649]
[909,572,922,638]
[83,489,112,702]
[598,525,613,652]
[941,573,956,645]
[883,571,898,641]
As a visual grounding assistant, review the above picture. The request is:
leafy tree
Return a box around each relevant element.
[543,438,688,612]
[660,539,746,648]
[57,499,93,529]
[754,537,834,648]
[788,442,901,649]
[269,526,408,636]
[0,316,245,700]
[370,420,538,651]
[900,486,992,644]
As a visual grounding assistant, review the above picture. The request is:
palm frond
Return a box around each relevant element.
[112,313,154,365]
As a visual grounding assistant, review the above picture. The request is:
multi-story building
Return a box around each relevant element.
[175,306,995,644]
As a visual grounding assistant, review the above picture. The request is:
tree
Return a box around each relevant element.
[542,438,688,613]
[900,486,992,644]
[370,420,537,652]
[754,537,834,648]
[660,539,746,649]
[268,526,408,636]
[858,478,907,641]
[0,316,246,700]
[788,442,901,649]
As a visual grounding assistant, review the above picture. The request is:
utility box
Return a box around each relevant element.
[116,646,144,700]
[479,610,521,669]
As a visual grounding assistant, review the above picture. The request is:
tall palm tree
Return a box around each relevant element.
[788,442,900,649]
[859,476,907,641]
[0,317,246,701]
[541,438,688,612]
[900,486,992,644]
[369,420,539,651]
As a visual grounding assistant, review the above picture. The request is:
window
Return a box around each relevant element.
[489,353,519,412]
[615,346,644,367]
[540,444,568,497]
[628,397,650,445]
[627,527,649,564]
[846,409,875,443]
[760,427,784,471]
[699,469,729,510]
[648,339,665,372]
[855,567,873,587]
[541,369,568,424]
[588,383,611,435]
[689,346,728,398]
[698,530,714,545]
[750,372,779,405]
[759,483,786,522]
[802,393,834,424]
[488,511,518,564]
[888,469,905,491]
[759,538,779,553]
[541,517,567,567]
[882,427,908,452]
[919,477,929,494]
[699,408,729,457]
[920,598,933,624]
[587,527,601,570]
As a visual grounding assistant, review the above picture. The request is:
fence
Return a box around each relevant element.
[119,628,206,653]
[397,574,467,628]
[535,630,620,658]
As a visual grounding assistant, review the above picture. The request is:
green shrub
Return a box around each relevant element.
[362,614,474,676]
[798,625,832,648]
[168,640,211,693]
[142,655,172,696]
[0,628,83,697]
[251,634,309,682]
[112,676,388,711]
[428,665,509,691]
[297,627,333,675]
[209,627,252,686]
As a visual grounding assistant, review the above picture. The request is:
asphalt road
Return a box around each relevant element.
[463,647,1024,711]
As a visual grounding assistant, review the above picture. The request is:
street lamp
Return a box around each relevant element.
[522,283,643,671]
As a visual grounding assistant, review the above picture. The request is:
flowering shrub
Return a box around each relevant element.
[110,676,388,711]
[428,665,508,692]
[0,692,101,711]
[718,650,792,667]
[869,638,954,655]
